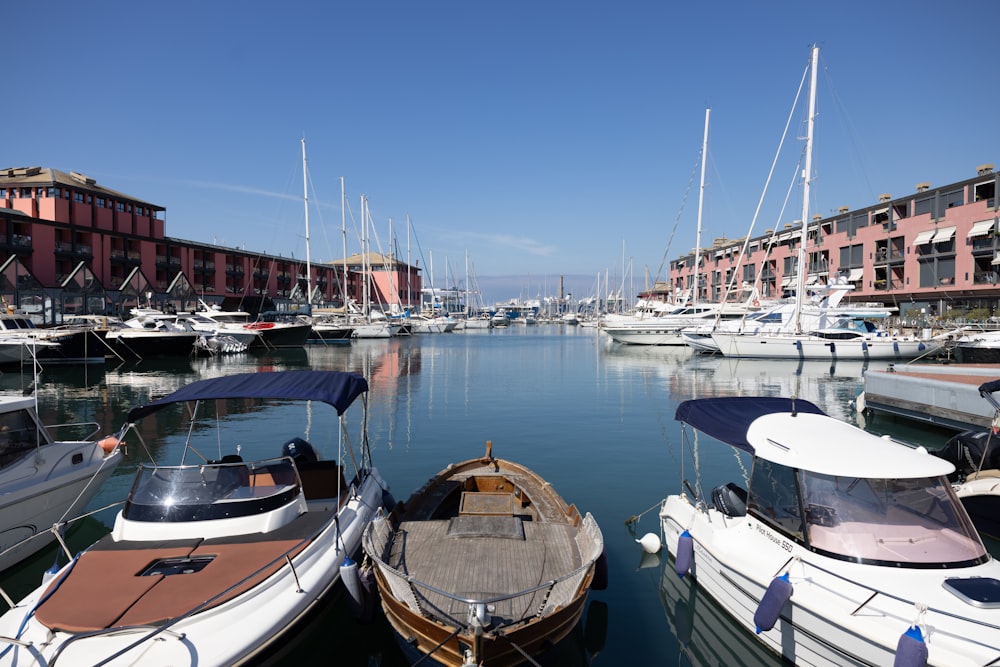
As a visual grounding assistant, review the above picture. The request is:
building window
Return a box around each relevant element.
[74,192,84,203]
[919,256,956,288]
[974,180,996,205]
[46,187,60,197]
[839,243,863,267]
[96,197,106,208]
[942,188,964,209]
[117,202,125,212]
[914,196,933,217]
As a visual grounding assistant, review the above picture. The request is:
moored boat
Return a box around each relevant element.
[0,395,122,572]
[362,442,605,667]
[658,395,1000,665]
[0,369,390,666]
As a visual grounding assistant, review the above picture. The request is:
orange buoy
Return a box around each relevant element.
[98,436,119,454]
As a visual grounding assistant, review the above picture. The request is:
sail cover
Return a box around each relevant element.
[128,370,368,421]
[674,396,826,454]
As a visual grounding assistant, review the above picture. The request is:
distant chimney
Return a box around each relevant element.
[916,182,930,192]
[978,163,995,176]
[838,206,849,214]
[878,193,892,202]
[813,214,823,221]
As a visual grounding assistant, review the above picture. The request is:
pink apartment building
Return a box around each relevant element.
[0,167,421,321]
[666,164,999,320]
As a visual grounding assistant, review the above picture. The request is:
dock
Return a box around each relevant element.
[862,364,1000,431]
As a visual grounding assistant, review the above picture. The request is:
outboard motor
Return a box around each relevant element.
[936,430,1000,482]
[282,437,318,464]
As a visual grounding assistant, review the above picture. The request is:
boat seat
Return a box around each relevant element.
[711,482,747,518]
[295,460,347,500]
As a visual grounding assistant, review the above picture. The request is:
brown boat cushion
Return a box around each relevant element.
[114,539,307,627]
[34,539,200,633]
[33,537,308,632]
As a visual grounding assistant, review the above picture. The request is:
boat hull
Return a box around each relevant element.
[375,570,589,667]
[250,323,312,349]
[0,442,121,572]
[660,494,1000,666]
[711,332,940,360]
[105,330,199,358]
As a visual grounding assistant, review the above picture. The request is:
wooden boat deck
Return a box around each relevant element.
[388,517,581,626]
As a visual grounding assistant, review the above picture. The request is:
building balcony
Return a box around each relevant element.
[54,243,93,260]
[974,271,999,285]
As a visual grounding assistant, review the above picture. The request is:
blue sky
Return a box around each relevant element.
[9,1,999,303]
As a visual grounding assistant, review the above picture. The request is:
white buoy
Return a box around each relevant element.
[636,532,661,554]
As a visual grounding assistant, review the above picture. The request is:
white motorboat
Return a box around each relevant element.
[105,309,201,358]
[0,314,107,366]
[196,302,311,349]
[0,370,391,666]
[658,394,1000,666]
[0,395,122,572]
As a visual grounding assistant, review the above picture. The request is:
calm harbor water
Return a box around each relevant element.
[0,326,956,665]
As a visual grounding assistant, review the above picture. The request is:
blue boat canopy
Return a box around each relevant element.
[127,370,368,422]
[674,396,826,454]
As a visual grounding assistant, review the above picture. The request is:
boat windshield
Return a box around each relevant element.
[799,471,987,567]
[122,457,300,522]
[0,408,44,468]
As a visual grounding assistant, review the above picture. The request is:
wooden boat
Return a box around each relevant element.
[362,442,605,667]
[0,370,390,666]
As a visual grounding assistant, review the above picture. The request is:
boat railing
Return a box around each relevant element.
[44,420,102,441]
[364,512,603,628]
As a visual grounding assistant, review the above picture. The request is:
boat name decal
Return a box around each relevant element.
[754,521,793,552]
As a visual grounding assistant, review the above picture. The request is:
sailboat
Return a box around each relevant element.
[351,196,401,339]
[709,49,940,361]
[603,109,751,346]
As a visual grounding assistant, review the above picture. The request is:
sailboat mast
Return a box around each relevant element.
[793,45,819,334]
[693,107,710,307]
[301,138,312,306]
[340,177,348,308]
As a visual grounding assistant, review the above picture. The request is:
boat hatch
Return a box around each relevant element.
[140,555,215,576]
[943,577,1000,608]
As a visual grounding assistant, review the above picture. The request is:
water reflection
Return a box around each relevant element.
[659,557,783,667]
[0,329,954,666]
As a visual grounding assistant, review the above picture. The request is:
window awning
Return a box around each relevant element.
[932,226,956,243]
[969,219,995,238]
[872,207,889,216]
[781,277,794,287]
[848,268,864,281]
[806,275,819,285]
[913,230,936,246]
[993,252,1000,266]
